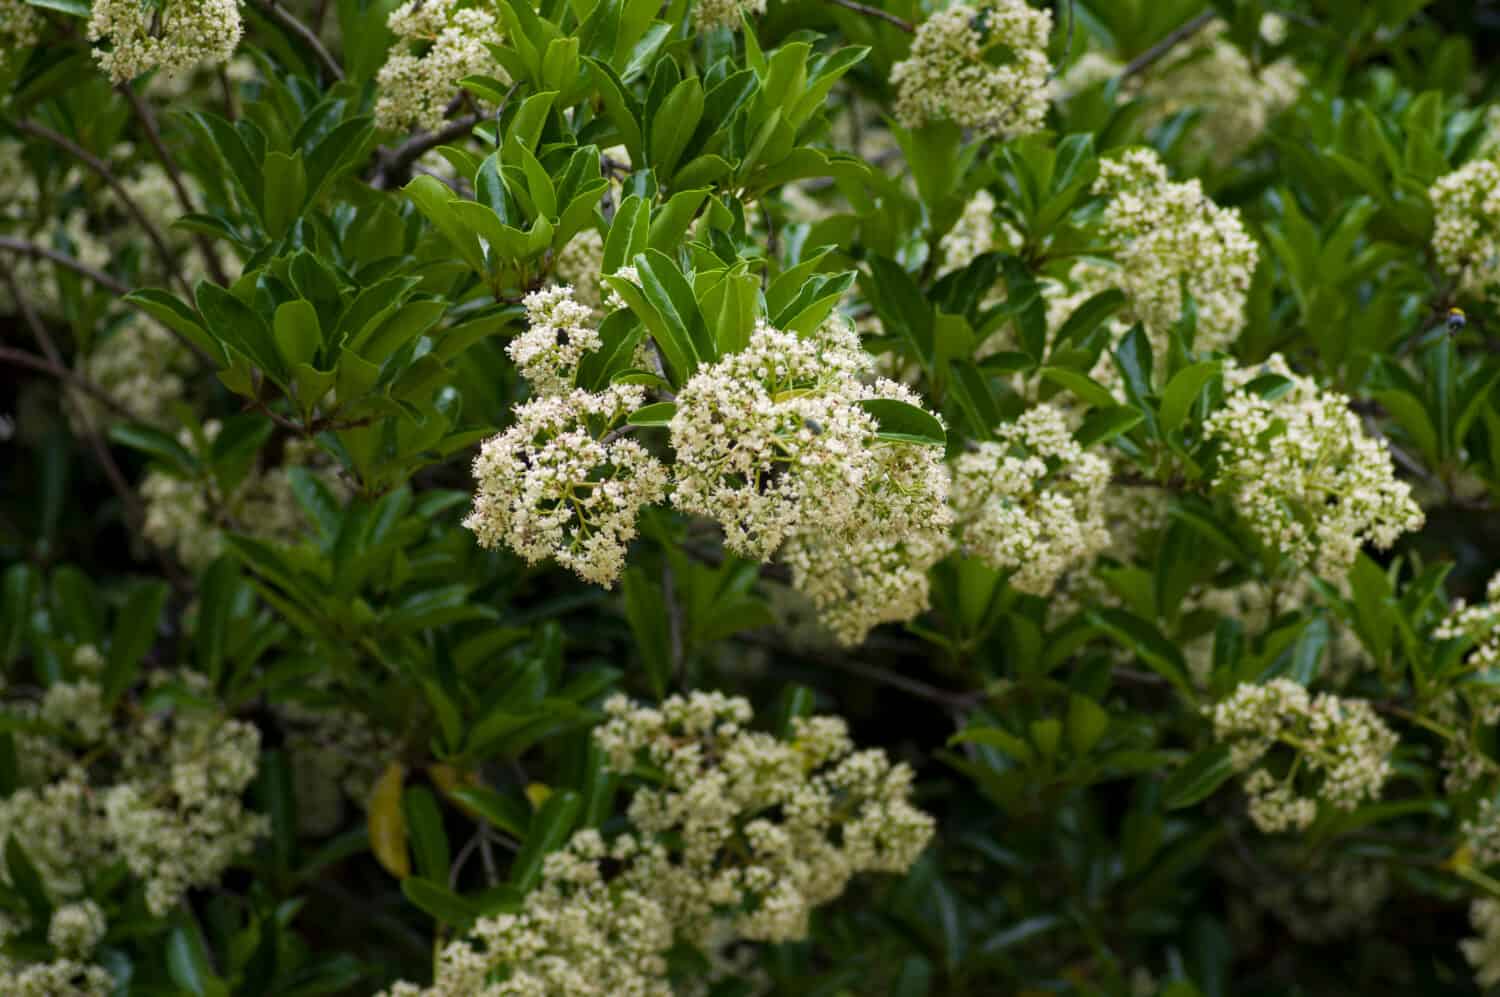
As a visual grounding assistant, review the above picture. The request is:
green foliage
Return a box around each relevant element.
[7,0,1500,993]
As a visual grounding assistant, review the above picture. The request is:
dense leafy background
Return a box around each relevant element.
[6,0,1500,993]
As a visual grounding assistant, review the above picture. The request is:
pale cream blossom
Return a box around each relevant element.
[464,384,669,586]
[1205,356,1425,578]
[1433,157,1500,303]
[892,0,1053,140]
[382,693,932,996]
[1211,678,1398,833]
[1094,147,1258,352]
[376,0,505,132]
[88,0,242,84]
[953,403,1111,594]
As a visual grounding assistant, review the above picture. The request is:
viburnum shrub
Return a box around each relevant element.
[9,0,1500,991]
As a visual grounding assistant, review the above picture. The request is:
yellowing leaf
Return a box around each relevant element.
[368,761,410,879]
[429,763,482,821]
[525,782,552,809]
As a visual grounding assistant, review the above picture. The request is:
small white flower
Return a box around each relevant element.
[891,0,1053,140]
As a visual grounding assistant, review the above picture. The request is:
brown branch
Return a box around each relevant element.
[0,346,137,422]
[371,113,482,190]
[0,236,215,368]
[118,83,232,287]
[822,0,914,32]
[250,0,344,82]
[12,118,191,298]
[0,265,191,591]
[1118,11,1215,81]
[0,235,131,295]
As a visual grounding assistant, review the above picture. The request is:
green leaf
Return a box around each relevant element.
[634,249,714,364]
[108,423,199,475]
[949,725,1033,762]
[1041,367,1117,409]
[125,289,222,362]
[1158,361,1221,434]
[858,398,946,446]
[1053,288,1126,349]
[622,567,671,698]
[0,564,36,667]
[1162,744,1235,810]
[22,0,90,16]
[511,790,581,891]
[649,77,705,181]
[403,175,487,273]
[1066,694,1109,755]
[402,787,451,882]
[104,581,169,705]
[604,195,650,274]
[273,300,321,371]
[402,877,482,926]
[1086,608,1193,698]
[626,401,678,427]
[450,786,530,838]
[862,257,933,371]
[6,835,50,920]
[196,281,285,383]
[648,188,710,253]
[167,921,222,996]
[263,151,308,237]
[1074,406,1142,447]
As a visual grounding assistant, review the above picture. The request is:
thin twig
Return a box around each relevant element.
[0,346,136,422]
[1,266,190,591]
[118,83,232,286]
[250,0,344,81]
[0,235,131,295]
[0,236,215,367]
[1118,11,1214,81]
[822,0,914,32]
[13,118,191,298]
[371,113,483,190]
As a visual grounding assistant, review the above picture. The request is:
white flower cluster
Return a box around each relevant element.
[552,228,607,311]
[1204,356,1425,578]
[107,689,267,914]
[381,827,675,996]
[781,382,954,646]
[1221,842,1390,944]
[279,703,398,837]
[465,383,668,587]
[0,666,265,992]
[1465,898,1500,989]
[1463,798,1500,868]
[1431,157,1500,303]
[694,0,765,31]
[1436,571,1500,675]
[1211,678,1398,833]
[507,285,603,396]
[142,428,348,571]
[375,0,505,132]
[383,693,931,996]
[0,957,113,997]
[952,403,1111,595]
[891,0,1053,140]
[88,0,242,84]
[46,901,107,957]
[72,318,190,432]
[1135,19,1304,167]
[1093,148,1259,352]
[673,318,892,558]
[0,0,42,76]
[669,317,951,641]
